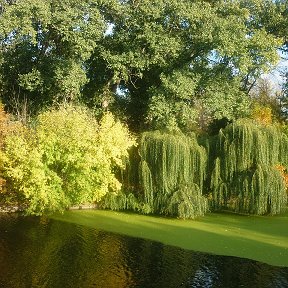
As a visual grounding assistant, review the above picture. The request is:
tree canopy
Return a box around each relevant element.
[0,0,105,116]
[0,0,286,131]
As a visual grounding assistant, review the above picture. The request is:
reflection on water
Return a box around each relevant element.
[0,214,287,288]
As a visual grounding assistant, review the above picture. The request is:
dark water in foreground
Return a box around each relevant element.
[0,214,288,288]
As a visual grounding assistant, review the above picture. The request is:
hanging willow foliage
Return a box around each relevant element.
[100,191,140,212]
[138,131,208,219]
[210,120,288,215]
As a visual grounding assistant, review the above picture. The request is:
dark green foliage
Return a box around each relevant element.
[104,123,287,217]
[165,183,208,219]
[207,117,232,136]
[138,131,208,219]
[84,0,283,131]
[209,120,288,215]
[119,145,142,196]
[0,0,104,117]
[0,0,285,131]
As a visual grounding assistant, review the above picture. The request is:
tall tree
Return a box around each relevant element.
[280,72,288,121]
[0,0,105,118]
[0,0,284,131]
[84,0,282,131]
[252,0,288,123]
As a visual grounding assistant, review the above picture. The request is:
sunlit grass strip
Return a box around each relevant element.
[52,209,288,267]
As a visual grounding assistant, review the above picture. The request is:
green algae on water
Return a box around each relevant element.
[51,209,288,267]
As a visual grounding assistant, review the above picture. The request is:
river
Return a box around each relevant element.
[0,213,287,288]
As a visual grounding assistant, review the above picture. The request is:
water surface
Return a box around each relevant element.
[53,210,288,267]
[0,213,288,288]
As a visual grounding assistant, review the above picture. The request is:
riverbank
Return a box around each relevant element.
[0,203,97,214]
[0,205,23,213]
[52,209,288,267]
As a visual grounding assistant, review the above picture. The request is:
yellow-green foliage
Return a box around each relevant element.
[251,104,273,126]
[0,103,8,193]
[1,126,65,212]
[139,131,208,219]
[0,103,23,201]
[0,104,136,214]
[210,120,288,215]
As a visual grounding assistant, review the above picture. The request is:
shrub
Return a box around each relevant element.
[0,104,136,214]
[0,102,23,204]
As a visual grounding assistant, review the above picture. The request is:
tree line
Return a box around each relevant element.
[0,0,287,130]
[0,0,287,216]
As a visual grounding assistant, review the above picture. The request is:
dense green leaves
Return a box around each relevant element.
[85,0,282,130]
[0,0,287,217]
[138,131,208,218]
[0,104,136,214]
[209,120,288,215]
[0,0,104,114]
[0,0,285,130]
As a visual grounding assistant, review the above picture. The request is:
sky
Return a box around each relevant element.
[264,50,288,91]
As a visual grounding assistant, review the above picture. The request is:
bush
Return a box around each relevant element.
[0,104,136,214]
[0,102,24,205]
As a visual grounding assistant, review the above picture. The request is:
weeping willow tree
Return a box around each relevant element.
[100,191,140,212]
[138,131,208,219]
[210,120,288,215]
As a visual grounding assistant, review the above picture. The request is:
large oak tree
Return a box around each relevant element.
[0,0,285,130]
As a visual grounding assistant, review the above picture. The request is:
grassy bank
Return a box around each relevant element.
[51,209,288,267]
